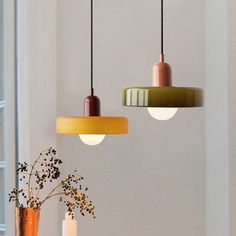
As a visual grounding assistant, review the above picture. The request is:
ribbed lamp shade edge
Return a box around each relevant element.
[122,87,203,107]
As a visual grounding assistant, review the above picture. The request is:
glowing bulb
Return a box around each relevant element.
[147,107,178,120]
[79,134,106,146]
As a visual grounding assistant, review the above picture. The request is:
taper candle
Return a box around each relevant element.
[62,212,77,236]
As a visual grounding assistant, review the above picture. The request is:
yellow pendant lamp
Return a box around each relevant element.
[122,0,203,120]
[56,0,128,145]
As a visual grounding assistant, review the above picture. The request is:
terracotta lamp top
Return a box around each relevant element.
[152,54,172,87]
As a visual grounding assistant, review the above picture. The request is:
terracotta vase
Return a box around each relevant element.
[16,207,40,236]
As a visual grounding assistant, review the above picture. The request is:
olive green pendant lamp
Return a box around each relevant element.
[122,0,203,120]
[56,0,128,145]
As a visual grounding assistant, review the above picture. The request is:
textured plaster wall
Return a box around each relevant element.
[228,0,236,235]
[57,1,205,236]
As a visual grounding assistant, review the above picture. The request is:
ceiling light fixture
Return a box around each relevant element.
[122,0,203,120]
[56,0,128,145]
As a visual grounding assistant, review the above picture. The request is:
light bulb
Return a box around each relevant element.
[79,134,106,146]
[147,107,178,120]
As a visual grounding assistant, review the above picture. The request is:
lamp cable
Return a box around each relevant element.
[161,0,164,55]
[91,0,94,95]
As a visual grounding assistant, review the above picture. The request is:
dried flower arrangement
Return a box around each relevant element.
[9,147,95,219]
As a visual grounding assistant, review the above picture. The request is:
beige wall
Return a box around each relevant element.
[205,1,236,236]
[205,0,229,235]
[17,1,59,235]
[57,1,205,236]
[229,0,236,235]
[15,1,236,235]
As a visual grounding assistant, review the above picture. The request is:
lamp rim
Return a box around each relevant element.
[56,116,128,134]
[122,86,203,107]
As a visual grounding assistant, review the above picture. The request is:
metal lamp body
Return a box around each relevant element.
[84,95,100,116]
[153,54,172,87]
[122,54,204,108]
[56,0,129,139]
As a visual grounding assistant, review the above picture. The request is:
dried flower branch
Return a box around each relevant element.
[9,147,95,219]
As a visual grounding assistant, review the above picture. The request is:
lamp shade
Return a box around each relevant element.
[122,87,203,107]
[56,116,128,134]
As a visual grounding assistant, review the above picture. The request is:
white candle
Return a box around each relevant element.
[62,212,77,236]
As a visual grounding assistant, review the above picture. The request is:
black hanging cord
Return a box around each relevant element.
[91,0,94,95]
[161,0,164,55]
